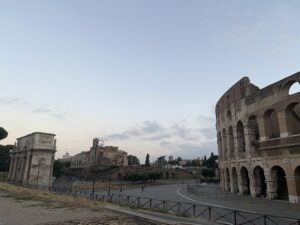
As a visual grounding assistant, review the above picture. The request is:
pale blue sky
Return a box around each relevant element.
[1,1,300,161]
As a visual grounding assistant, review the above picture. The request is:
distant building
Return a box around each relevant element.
[58,152,71,163]
[8,132,56,187]
[168,155,174,162]
[71,138,128,168]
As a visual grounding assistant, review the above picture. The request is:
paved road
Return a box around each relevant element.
[95,183,300,225]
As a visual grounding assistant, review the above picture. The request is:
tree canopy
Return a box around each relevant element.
[127,155,140,166]
[0,128,8,140]
[145,153,150,167]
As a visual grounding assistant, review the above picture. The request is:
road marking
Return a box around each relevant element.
[176,188,257,214]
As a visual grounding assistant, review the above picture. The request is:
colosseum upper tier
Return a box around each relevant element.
[216,72,300,203]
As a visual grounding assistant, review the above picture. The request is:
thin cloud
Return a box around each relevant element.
[0,97,22,104]
[32,108,51,114]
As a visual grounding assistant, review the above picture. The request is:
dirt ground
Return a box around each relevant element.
[0,183,162,225]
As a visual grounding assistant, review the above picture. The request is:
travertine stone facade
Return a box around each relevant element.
[216,72,300,203]
[8,132,56,187]
[71,138,128,168]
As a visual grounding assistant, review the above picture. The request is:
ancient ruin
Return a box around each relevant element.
[216,72,300,202]
[8,132,56,187]
[71,138,128,168]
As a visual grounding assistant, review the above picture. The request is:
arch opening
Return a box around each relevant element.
[237,121,246,152]
[270,166,288,200]
[253,166,267,197]
[222,129,227,160]
[240,167,250,195]
[285,102,300,135]
[264,109,280,139]
[218,132,223,160]
[294,166,300,198]
[228,126,234,159]
[288,81,300,95]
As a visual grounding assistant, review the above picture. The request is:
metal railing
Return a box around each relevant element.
[6,183,300,225]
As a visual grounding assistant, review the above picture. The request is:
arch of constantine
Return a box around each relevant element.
[216,72,300,203]
[8,132,56,187]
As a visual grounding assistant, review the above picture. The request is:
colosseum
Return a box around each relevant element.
[216,72,300,203]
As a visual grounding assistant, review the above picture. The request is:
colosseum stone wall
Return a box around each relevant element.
[216,72,300,203]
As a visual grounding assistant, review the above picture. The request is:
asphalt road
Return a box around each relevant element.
[95,183,300,225]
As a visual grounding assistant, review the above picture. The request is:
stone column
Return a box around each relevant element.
[243,124,252,158]
[11,154,19,181]
[277,110,289,137]
[265,169,277,199]
[257,116,267,141]
[8,155,15,180]
[22,151,31,183]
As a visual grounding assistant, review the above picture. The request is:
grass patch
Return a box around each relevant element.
[0,182,107,210]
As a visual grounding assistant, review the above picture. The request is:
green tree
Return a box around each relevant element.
[52,160,62,178]
[0,128,8,140]
[0,145,13,171]
[127,155,140,166]
[145,153,150,167]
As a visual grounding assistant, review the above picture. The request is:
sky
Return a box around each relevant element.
[1,0,300,162]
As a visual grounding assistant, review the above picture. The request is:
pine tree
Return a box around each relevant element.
[145,153,150,167]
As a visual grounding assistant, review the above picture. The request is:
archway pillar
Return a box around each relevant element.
[265,171,277,199]
[277,110,289,137]
[257,116,267,141]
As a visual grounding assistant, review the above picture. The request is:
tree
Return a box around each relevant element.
[145,153,150,167]
[155,156,167,167]
[0,128,8,141]
[0,145,13,171]
[127,155,140,166]
[52,160,62,178]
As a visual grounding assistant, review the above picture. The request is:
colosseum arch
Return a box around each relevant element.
[270,166,288,200]
[228,126,234,159]
[294,166,300,199]
[285,102,300,135]
[225,168,231,192]
[281,80,300,96]
[240,167,250,195]
[222,129,228,160]
[263,109,280,139]
[248,115,260,142]
[231,167,238,193]
[236,121,246,152]
[227,110,232,122]
[217,132,223,160]
[253,166,267,197]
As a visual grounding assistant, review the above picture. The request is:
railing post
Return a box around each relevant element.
[208,206,211,221]
[177,202,181,214]
[127,196,130,205]
[264,215,267,225]
[138,197,141,207]
[233,210,237,225]
[193,205,196,217]
[163,200,166,211]
[149,199,152,209]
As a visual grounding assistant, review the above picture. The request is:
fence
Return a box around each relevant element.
[48,186,300,225]
[187,184,300,212]
[6,183,300,225]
